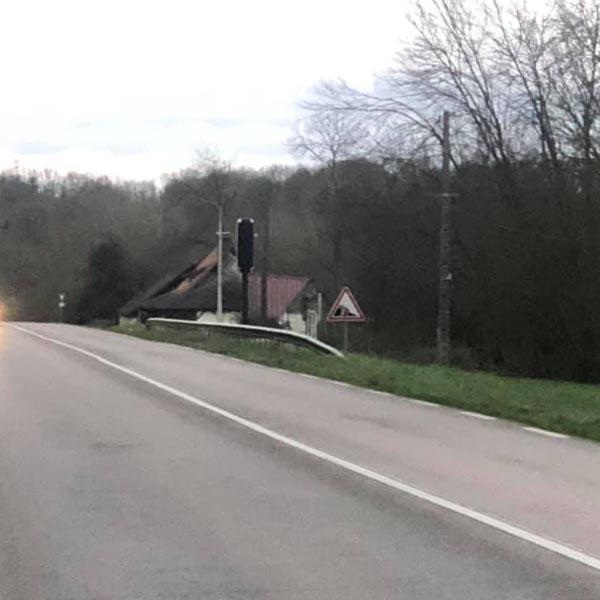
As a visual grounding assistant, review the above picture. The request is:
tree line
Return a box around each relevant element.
[2,0,600,382]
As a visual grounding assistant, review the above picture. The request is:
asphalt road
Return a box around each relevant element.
[2,323,600,599]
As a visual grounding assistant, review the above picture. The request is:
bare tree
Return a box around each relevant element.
[491,1,560,169]
[552,0,600,167]
[298,0,514,172]
[288,110,368,289]
[300,78,451,169]
[252,167,288,323]
[288,109,368,166]
[192,148,238,211]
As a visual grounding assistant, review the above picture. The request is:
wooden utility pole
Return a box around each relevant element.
[437,110,452,365]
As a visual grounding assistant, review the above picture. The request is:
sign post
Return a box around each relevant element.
[343,321,349,354]
[237,218,254,324]
[326,286,366,352]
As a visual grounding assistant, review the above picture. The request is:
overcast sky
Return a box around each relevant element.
[0,1,409,181]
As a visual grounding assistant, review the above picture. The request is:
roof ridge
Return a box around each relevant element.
[249,273,309,281]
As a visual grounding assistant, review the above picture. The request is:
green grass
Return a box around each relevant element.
[109,323,600,443]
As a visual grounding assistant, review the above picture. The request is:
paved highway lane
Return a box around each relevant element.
[1,323,600,598]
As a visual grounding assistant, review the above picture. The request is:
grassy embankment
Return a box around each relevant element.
[110,324,600,443]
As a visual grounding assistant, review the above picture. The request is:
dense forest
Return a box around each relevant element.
[2,0,600,383]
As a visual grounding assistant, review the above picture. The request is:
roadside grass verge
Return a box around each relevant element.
[108,324,600,443]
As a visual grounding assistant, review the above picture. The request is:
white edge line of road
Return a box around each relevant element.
[332,381,353,388]
[147,329,545,432]
[240,349,572,440]
[523,426,570,439]
[369,390,394,397]
[409,399,440,407]
[10,324,600,573]
[459,410,497,421]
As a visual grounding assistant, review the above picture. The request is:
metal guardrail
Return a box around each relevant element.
[146,318,344,357]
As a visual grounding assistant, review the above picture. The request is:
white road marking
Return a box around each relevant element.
[459,410,497,421]
[332,381,353,388]
[523,426,569,439]
[299,373,318,380]
[409,399,440,407]
[271,368,289,374]
[11,324,600,573]
[370,390,395,398]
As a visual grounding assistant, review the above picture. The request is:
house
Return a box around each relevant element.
[119,247,322,336]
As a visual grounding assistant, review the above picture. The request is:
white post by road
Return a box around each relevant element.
[58,293,66,323]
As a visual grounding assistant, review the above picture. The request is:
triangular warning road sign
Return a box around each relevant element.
[327,286,366,322]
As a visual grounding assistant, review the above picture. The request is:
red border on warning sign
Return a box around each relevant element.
[326,286,366,323]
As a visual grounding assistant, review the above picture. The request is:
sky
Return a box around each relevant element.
[0,0,409,181]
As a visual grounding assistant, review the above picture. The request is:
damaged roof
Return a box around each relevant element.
[121,246,314,321]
